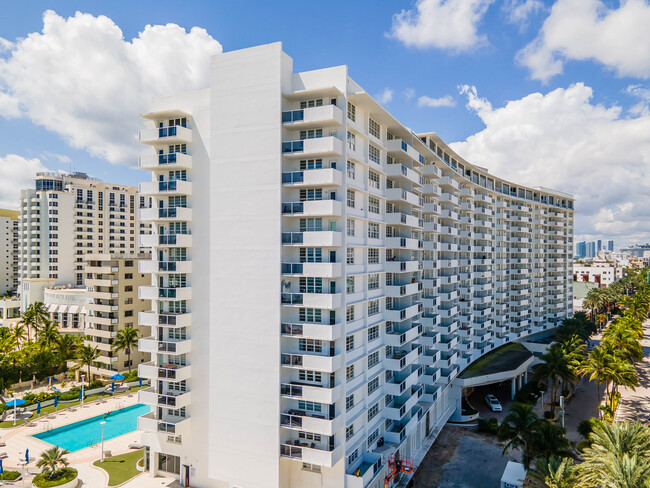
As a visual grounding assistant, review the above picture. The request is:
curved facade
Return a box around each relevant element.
[136,43,573,488]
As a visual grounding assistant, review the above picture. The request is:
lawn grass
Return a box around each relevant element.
[93,449,144,486]
[0,385,146,428]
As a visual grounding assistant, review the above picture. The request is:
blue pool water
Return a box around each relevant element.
[33,404,150,452]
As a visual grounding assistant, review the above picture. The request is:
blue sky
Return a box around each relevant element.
[1,0,649,247]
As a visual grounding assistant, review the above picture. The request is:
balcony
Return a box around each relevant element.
[138,361,191,382]
[281,200,342,217]
[280,441,343,468]
[385,302,423,322]
[138,152,192,170]
[140,233,192,248]
[139,207,192,222]
[385,323,422,347]
[281,352,342,373]
[385,236,423,251]
[139,387,191,409]
[386,139,423,163]
[139,126,192,145]
[385,212,421,228]
[280,382,342,404]
[138,411,191,436]
[384,259,420,273]
[282,136,343,157]
[281,292,342,309]
[281,231,342,247]
[384,366,421,396]
[280,410,343,436]
[139,311,192,328]
[85,278,118,287]
[385,345,422,371]
[420,164,441,177]
[281,262,342,278]
[281,322,341,341]
[386,187,421,207]
[386,163,422,186]
[139,286,192,301]
[139,260,192,274]
[281,104,343,128]
[139,336,192,355]
[139,180,192,196]
[282,168,342,187]
[385,282,422,299]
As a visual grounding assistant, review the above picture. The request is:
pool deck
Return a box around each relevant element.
[0,393,174,487]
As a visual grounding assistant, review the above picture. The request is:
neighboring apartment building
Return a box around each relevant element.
[18,172,151,288]
[0,297,20,329]
[136,43,574,488]
[84,253,151,378]
[0,209,19,295]
[575,241,586,259]
[573,262,624,287]
[44,285,89,334]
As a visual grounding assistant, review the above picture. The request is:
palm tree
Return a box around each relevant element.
[607,356,639,411]
[529,421,573,461]
[37,320,61,350]
[112,326,140,372]
[36,446,70,480]
[19,308,37,343]
[579,345,612,415]
[31,301,50,331]
[498,402,540,468]
[78,345,100,382]
[56,334,81,360]
[10,324,26,348]
[534,343,576,416]
[579,421,650,487]
[530,456,578,488]
[603,322,643,363]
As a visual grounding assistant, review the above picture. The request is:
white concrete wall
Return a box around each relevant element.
[208,42,286,488]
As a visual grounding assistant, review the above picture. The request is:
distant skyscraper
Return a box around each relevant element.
[607,240,614,251]
[576,241,586,258]
[587,241,596,258]
[597,240,602,252]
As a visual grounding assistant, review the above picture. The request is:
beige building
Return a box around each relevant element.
[18,172,151,287]
[84,252,151,378]
[0,209,19,295]
[0,297,20,329]
[44,285,89,334]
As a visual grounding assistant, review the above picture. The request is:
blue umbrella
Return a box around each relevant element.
[25,449,29,463]
[36,401,41,415]
[6,398,25,426]
[138,377,142,388]
[52,386,60,392]
[109,373,125,380]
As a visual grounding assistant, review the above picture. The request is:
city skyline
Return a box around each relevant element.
[0,1,649,247]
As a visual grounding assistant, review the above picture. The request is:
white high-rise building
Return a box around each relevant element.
[0,209,19,295]
[136,43,574,488]
[18,172,150,288]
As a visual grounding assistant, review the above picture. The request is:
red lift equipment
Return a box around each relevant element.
[384,454,414,488]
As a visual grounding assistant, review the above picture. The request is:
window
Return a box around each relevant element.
[346,394,354,411]
[368,248,379,264]
[368,222,379,239]
[368,325,379,341]
[299,308,322,323]
[299,370,322,383]
[299,432,321,442]
[299,277,322,293]
[346,277,355,294]
[301,99,323,108]
[347,131,356,151]
[368,351,380,368]
[300,189,322,201]
[346,365,355,381]
[367,402,379,421]
[298,400,322,412]
[369,144,380,164]
[369,197,380,214]
[346,425,355,440]
[299,247,322,263]
[346,306,355,322]
[346,335,355,352]
[368,300,379,316]
[347,102,356,122]
[368,274,379,290]
[300,159,323,170]
[302,463,321,473]
[369,170,380,189]
[347,248,354,264]
[347,161,355,179]
[369,118,380,138]
[347,449,358,467]
[299,218,322,231]
[368,376,380,394]
[299,338,323,353]
[367,428,380,448]
[347,189,355,208]
[347,218,355,237]
[300,129,322,139]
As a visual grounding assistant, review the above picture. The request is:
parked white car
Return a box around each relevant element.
[485,394,502,412]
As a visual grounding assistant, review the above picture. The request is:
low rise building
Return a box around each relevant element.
[572,262,623,287]
[0,297,20,329]
[84,252,151,378]
[44,285,89,334]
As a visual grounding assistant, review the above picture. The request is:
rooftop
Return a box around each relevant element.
[459,343,533,379]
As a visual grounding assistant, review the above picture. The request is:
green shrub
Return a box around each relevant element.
[89,380,104,389]
[577,440,591,452]
[124,370,139,382]
[514,381,542,404]
[0,471,20,481]
[32,468,78,487]
[477,417,499,434]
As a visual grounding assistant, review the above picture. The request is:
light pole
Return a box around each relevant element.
[81,374,85,405]
[100,421,106,462]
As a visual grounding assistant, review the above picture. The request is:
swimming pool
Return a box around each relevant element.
[33,404,150,452]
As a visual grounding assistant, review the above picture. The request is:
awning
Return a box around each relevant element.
[68,305,80,314]
[56,305,69,314]
[46,304,57,313]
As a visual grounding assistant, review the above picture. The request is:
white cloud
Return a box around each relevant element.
[404,88,416,100]
[0,155,49,208]
[389,0,495,52]
[503,0,544,30]
[376,88,394,104]
[0,10,222,165]
[517,0,650,82]
[451,83,650,246]
[417,94,456,108]
[625,84,650,115]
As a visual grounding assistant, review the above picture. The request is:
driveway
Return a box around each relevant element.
[468,381,514,422]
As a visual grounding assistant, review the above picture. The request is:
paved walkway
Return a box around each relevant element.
[0,392,174,487]
[616,318,650,422]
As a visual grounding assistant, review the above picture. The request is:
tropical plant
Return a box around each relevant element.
[580,345,613,416]
[55,334,81,360]
[534,343,576,416]
[579,421,650,487]
[37,320,61,350]
[36,446,70,480]
[10,324,26,348]
[529,421,574,461]
[77,345,100,381]
[530,456,578,488]
[18,308,37,343]
[498,402,540,468]
[112,326,140,373]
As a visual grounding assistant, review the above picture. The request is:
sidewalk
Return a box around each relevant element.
[615,319,650,422]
